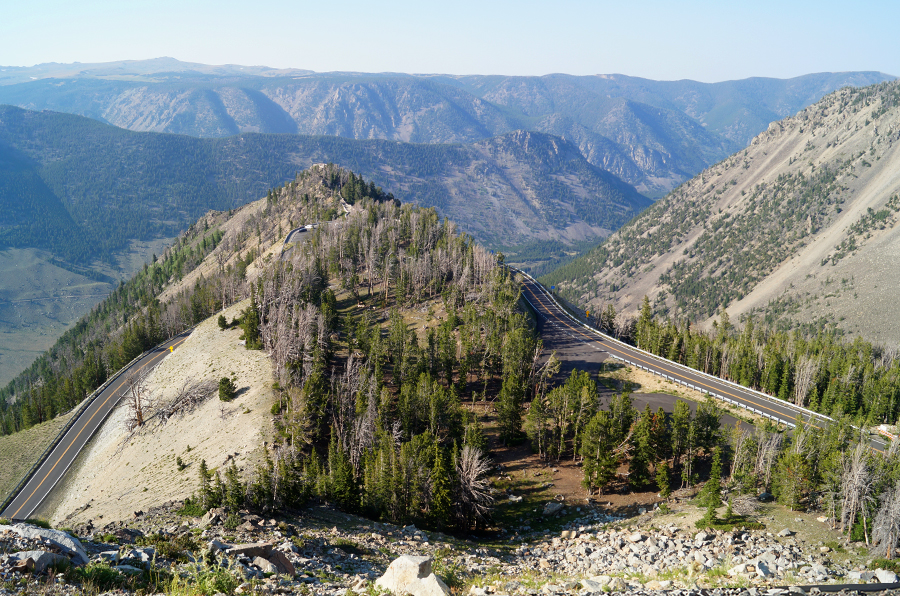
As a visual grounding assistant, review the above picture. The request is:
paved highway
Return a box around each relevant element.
[1,331,191,521]
[514,269,887,454]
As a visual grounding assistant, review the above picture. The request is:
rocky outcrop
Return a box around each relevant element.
[5,523,89,565]
[375,555,450,596]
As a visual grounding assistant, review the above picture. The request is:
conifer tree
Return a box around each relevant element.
[430,446,453,529]
[656,459,672,499]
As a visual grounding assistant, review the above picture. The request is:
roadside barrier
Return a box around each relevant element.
[510,267,838,434]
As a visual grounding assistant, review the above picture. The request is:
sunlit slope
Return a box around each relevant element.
[546,81,900,343]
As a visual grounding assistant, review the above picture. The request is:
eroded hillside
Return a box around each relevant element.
[546,80,900,343]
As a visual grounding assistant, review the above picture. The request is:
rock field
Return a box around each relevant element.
[2,499,900,595]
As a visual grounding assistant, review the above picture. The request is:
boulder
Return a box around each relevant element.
[778,529,794,537]
[580,577,608,593]
[875,569,899,583]
[115,564,144,575]
[542,502,564,517]
[209,539,231,552]
[253,556,278,574]
[560,530,576,539]
[226,542,294,575]
[200,509,223,527]
[7,523,89,566]
[756,561,773,578]
[627,532,644,543]
[8,550,70,573]
[375,555,450,596]
[848,570,876,582]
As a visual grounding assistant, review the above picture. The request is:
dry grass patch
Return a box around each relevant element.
[0,406,79,500]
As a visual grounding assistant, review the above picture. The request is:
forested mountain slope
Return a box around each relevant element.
[1,59,889,194]
[6,164,532,534]
[545,80,900,344]
[0,106,645,263]
[0,106,644,384]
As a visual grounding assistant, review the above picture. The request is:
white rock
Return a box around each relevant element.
[848,570,876,582]
[608,577,627,591]
[730,563,749,574]
[7,523,89,566]
[580,578,607,593]
[627,532,644,543]
[778,529,794,537]
[375,555,450,596]
[876,569,899,583]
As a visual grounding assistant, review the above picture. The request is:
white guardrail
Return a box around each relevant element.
[511,267,841,433]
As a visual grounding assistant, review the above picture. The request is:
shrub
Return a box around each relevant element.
[218,377,237,401]
[223,513,241,530]
[177,498,206,517]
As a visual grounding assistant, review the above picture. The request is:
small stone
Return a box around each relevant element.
[778,529,794,537]
[608,577,627,591]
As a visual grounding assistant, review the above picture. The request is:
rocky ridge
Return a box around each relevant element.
[2,498,897,595]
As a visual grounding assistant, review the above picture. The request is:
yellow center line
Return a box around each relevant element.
[9,336,188,519]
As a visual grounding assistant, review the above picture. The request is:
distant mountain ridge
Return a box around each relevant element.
[1,59,891,194]
[544,79,900,345]
[0,106,647,262]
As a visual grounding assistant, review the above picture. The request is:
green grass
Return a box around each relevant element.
[0,408,78,501]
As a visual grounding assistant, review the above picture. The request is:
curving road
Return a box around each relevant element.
[514,269,887,454]
[1,331,191,521]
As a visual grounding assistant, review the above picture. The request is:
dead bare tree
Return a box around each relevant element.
[841,443,876,543]
[793,355,820,407]
[455,445,494,528]
[149,378,218,426]
[872,479,900,559]
[754,428,782,489]
[123,371,153,433]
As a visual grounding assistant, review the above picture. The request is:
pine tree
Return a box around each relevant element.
[497,374,524,444]
[198,459,213,510]
[656,460,672,499]
[430,446,453,529]
[224,462,244,512]
[699,447,723,525]
[582,411,618,494]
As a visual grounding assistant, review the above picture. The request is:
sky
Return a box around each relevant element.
[2,0,898,82]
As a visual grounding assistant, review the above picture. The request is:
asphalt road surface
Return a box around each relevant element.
[1,331,191,521]
[515,270,887,454]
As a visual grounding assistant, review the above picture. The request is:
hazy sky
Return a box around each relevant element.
[3,0,898,81]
